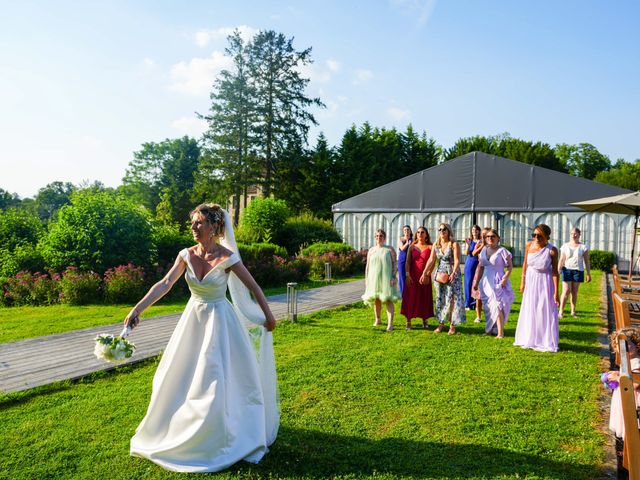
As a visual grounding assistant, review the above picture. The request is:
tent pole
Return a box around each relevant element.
[629,209,639,282]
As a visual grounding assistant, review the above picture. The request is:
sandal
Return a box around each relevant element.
[448,326,456,335]
[434,324,444,334]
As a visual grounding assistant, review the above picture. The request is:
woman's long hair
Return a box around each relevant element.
[434,223,455,249]
[413,226,432,245]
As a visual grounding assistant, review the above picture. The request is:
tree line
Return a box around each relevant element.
[1,28,639,227]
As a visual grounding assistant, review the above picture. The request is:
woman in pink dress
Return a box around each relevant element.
[514,224,560,352]
[473,228,514,338]
[401,227,434,330]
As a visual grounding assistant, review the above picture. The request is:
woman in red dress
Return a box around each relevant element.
[401,226,435,329]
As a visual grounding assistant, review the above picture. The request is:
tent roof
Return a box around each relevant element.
[331,151,632,213]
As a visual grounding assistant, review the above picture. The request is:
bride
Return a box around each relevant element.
[124,203,279,473]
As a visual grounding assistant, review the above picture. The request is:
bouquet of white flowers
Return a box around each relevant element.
[94,326,136,363]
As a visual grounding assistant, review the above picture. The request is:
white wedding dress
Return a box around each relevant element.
[130,247,279,473]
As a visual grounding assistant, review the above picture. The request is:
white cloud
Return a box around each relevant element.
[353,68,373,85]
[193,25,258,47]
[326,59,340,72]
[388,106,411,122]
[142,57,156,69]
[169,51,232,96]
[390,0,437,27]
[298,58,343,86]
[171,116,208,137]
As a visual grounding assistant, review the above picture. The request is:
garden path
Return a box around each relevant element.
[0,279,365,393]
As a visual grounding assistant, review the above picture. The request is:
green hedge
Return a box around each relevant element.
[274,214,342,255]
[589,249,616,272]
[238,243,288,262]
[302,242,354,257]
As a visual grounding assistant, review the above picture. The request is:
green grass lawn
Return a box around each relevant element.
[0,276,362,344]
[0,270,608,479]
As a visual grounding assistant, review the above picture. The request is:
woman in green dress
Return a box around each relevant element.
[362,229,400,331]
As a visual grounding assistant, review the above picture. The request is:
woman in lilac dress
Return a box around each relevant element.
[514,224,560,352]
[473,228,514,338]
[397,225,413,296]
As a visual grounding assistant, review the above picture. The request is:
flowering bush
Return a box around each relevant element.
[59,267,102,305]
[308,250,367,280]
[0,271,61,306]
[243,255,310,287]
[104,263,146,304]
[30,271,62,305]
[2,271,34,306]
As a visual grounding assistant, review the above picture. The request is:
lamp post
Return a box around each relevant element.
[286,282,298,322]
[324,262,332,283]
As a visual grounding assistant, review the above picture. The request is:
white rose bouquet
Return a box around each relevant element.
[94,326,136,363]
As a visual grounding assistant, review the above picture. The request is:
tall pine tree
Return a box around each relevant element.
[198,30,259,225]
[249,30,324,196]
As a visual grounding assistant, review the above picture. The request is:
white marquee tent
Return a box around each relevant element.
[332,152,635,266]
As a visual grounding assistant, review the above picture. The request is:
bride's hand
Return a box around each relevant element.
[124,308,140,330]
[264,314,276,332]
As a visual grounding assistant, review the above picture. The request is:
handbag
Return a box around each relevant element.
[435,271,450,284]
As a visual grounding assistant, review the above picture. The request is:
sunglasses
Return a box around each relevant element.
[438,228,448,232]
[532,233,544,239]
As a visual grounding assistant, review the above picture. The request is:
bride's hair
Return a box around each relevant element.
[191,203,226,237]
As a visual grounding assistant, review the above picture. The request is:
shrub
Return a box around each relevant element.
[0,244,46,277]
[590,249,616,272]
[238,243,288,262]
[2,271,35,306]
[302,242,354,257]
[151,222,193,269]
[308,250,367,280]
[244,255,311,288]
[104,263,146,304]
[274,213,342,255]
[30,272,62,305]
[59,267,102,305]
[0,270,61,307]
[238,198,291,243]
[0,276,8,307]
[0,208,44,251]
[40,189,152,274]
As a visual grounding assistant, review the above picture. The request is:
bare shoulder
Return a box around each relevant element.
[217,244,234,258]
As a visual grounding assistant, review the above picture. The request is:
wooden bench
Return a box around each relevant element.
[612,267,640,321]
[617,333,640,479]
[613,265,640,298]
[613,293,640,332]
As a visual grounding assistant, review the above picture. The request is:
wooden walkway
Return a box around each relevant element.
[0,280,365,394]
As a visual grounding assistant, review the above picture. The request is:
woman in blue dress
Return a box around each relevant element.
[464,225,482,319]
[397,225,413,295]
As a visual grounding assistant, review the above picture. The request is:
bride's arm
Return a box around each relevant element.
[229,261,277,331]
[124,254,186,329]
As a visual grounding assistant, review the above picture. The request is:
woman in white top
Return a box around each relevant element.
[558,227,591,318]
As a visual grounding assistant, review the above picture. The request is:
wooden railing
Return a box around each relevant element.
[617,333,640,479]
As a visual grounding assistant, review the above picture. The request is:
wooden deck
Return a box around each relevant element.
[0,280,365,394]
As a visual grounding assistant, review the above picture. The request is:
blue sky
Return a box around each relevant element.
[1,0,638,198]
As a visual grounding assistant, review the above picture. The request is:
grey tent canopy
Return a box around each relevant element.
[331,151,631,213]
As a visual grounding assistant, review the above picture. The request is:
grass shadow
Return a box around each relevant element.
[226,426,600,479]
